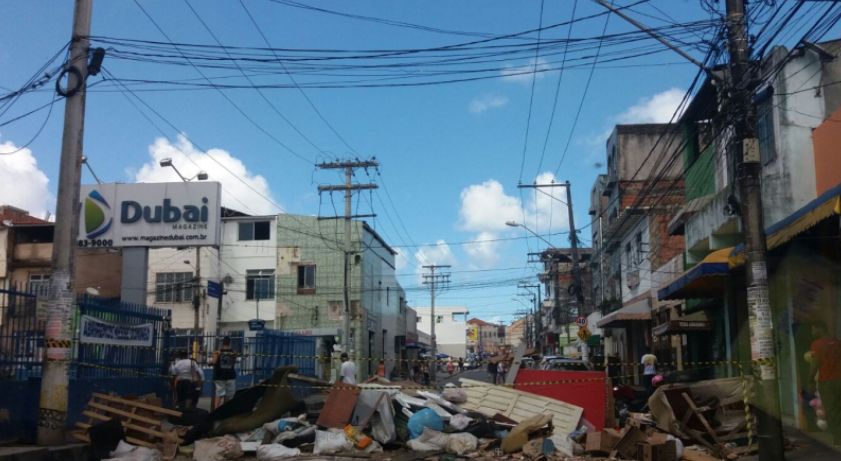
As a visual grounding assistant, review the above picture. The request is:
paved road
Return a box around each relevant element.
[436,367,493,388]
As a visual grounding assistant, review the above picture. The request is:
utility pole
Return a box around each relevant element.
[38,0,92,446]
[518,282,541,351]
[517,181,585,356]
[565,181,588,361]
[724,0,783,459]
[193,247,201,360]
[317,160,378,373]
[423,265,450,383]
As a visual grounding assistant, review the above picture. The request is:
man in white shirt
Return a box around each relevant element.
[640,351,657,394]
[170,351,205,409]
[340,353,357,385]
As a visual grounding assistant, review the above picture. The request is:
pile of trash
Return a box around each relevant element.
[73,366,763,461]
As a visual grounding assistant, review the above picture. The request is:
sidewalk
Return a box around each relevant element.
[741,429,840,461]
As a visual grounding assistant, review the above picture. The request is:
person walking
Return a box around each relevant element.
[170,350,204,410]
[640,351,658,395]
[458,357,464,373]
[488,359,498,384]
[810,324,841,444]
[447,358,455,376]
[210,336,237,409]
[340,353,357,385]
[497,360,507,384]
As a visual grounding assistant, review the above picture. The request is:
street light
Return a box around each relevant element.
[159,157,208,182]
[505,220,556,249]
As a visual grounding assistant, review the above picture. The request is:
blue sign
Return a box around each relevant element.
[207,280,222,299]
[248,319,266,331]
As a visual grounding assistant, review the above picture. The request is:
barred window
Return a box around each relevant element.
[155,272,193,303]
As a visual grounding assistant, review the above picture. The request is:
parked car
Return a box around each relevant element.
[539,356,592,372]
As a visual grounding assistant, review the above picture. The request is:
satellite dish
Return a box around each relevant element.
[86,287,100,296]
[223,274,234,284]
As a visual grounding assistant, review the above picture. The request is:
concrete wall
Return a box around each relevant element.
[620,218,650,304]
[416,306,468,356]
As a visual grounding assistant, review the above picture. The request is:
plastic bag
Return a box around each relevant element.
[104,441,162,461]
[255,444,301,460]
[446,432,478,455]
[193,435,244,460]
[449,413,473,431]
[442,387,467,404]
[313,429,352,455]
[407,408,444,439]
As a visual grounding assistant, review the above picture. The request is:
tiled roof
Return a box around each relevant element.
[0,206,50,225]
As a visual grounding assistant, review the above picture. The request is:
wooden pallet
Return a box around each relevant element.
[71,393,183,459]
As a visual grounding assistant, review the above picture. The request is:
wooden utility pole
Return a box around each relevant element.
[422,265,450,383]
[38,0,92,445]
[724,0,784,459]
[317,160,378,374]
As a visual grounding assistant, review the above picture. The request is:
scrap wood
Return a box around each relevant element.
[681,446,721,461]
[72,392,182,460]
[317,383,361,428]
[459,378,583,439]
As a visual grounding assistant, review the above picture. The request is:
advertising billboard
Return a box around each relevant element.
[78,182,222,248]
[466,325,479,344]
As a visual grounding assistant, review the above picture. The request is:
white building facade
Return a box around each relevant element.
[415,306,469,359]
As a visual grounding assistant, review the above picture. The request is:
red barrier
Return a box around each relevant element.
[514,369,607,430]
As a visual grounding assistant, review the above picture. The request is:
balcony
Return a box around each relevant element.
[12,243,52,266]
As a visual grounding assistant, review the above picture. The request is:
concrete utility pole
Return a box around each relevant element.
[193,246,201,359]
[422,265,450,383]
[724,0,784,459]
[516,181,585,355]
[38,0,92,445]
[518,282,541,350]
[317,160,378,367]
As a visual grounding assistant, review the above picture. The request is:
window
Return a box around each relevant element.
[297,265,316,294]
[155,272,193,303]
[238,221,271,241]
[756,101,775,164]
[624,242,632,268]
[28,273,50,296]
[436,315,443,324]
[246,269,275,300]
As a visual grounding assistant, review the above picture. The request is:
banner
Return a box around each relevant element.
[79,315,154,347]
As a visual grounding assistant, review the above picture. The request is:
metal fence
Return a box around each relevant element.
[0,286,172,381]
[0,286,43,380]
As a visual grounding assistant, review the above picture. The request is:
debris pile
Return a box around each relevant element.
[71,366,763,461]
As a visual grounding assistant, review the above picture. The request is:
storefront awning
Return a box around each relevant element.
[597,299,651,328]
[586,334,602,346]
[657,247,733,301]
[731,182,841,264]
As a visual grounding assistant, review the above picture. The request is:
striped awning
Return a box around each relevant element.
[657,247,733,300]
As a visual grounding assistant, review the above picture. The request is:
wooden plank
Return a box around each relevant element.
[76,421,178,441]
[92,393,182,417]
[71,430,156,449]
[88,402,161,426]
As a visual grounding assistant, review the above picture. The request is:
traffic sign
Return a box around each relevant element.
[207,280,222,299]
[577,325,591,341]
[576,316,587,327]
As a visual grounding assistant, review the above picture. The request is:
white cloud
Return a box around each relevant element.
[469,94,509,114]
[0,138,52,219]
[464,231,500,269]
[133,135,280,215]
[458,180,523,233]
[456,173,570,266]
[414,240,456,268]
[618,88,686,124]
[501,57,550,83]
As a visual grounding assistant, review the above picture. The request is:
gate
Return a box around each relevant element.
[0,286,43,380]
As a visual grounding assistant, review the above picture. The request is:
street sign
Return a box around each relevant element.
[248,319,266,331]
[207,280,222,299]
[576,316,587,327]
[577,325,591,341]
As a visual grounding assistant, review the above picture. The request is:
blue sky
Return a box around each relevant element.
[0,1,718,322]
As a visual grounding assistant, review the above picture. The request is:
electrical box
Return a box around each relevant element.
[743,138,760,163]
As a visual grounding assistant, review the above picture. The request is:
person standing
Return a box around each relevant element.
[810,324,841,444]
[210,336,237,409]
[640,351,658,395]
[376,360,386,378]
[170,350,204,410]
[340,353,357,385]
[497,360,507,384]
[458,357,464,373]
[488,359,498,384]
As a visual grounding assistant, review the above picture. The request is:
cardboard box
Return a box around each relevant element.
[636,439,677,461]
[585,429,622,453]
[613,427,647,459]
